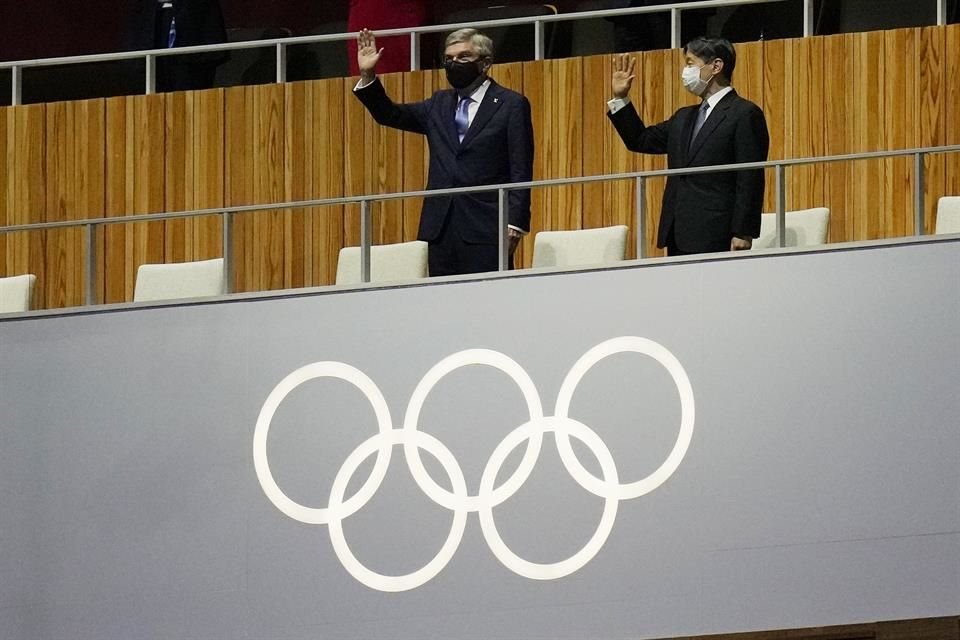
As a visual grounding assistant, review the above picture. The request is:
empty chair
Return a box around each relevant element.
[133,258,226,302]
[336,241,429,285]
[531,226,629,268]
[0,274,37,313]
[751,207,830,250]
[934,196,960,234]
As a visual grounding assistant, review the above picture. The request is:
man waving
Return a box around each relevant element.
[353,28,534,276]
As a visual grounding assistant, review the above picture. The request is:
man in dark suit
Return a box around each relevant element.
[608,37,769,254]
[353,28,534,276]
[129,0,228,92]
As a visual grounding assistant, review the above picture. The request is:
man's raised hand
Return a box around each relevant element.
[611,54,636,99]
[357,29,383,82]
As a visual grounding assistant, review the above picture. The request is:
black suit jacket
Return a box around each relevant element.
[354,78,534,244]
[608,89,769,253]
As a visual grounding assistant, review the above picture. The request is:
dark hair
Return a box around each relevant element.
[684,37,736,84]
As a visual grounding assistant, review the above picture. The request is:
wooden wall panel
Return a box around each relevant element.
[3,25,960,308]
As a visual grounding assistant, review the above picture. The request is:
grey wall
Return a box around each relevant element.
[1,239,958,640]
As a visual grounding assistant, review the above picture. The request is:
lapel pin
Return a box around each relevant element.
[493,97,499,103]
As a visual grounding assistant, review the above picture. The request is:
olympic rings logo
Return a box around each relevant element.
[253,336,695,592]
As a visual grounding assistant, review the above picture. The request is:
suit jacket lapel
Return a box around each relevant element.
[432,90,462,152]
[687,90,737,162]
[460,82,504,148]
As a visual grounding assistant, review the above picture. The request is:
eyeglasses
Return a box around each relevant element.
[444,54,480,64]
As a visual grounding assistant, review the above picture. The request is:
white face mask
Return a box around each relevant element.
[681,63,711,96]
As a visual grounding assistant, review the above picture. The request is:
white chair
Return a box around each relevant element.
[0,274,37,313]
[531,226,629,268]
[335,241,429,285]
[133,258,226,302]
[934,196,960,234]
[751,207,830,250]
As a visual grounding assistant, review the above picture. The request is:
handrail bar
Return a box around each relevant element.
[1,144,957,235]
[0,0,786,71]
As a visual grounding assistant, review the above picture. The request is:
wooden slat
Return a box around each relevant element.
[164,91,192,265]
[0,108,8,278]
[401,70,432,245]
[224,85,254,293]
[581,53,608,233]
[822,33,854,244]
[342,76,367,250]
[10,105,47,307]
[919,26,946,235]
[883,28,919,238]
[311,78,346,286]
[944,25,960,200]
[554,57,584,234]
[131,94,167,297]
[375,72,406,246]
[523,59,550,266]
[192,89,225,262]
[252,84,286,292]
[785,36,825,214]
[284,81,311,290]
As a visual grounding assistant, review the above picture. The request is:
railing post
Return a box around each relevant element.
[222,212,233,293]
[410,32,421,71]
[936,0,947,25]
[803,0,815,36]
[145,54,156,95]
[670,8,682,49]
[775,164,787,248]
[276,43,287,83]
[914,152,926,236]
[85,223,97,306]
[635,176,647,259]
[498,188,510,272]
[534,21,545,61]
[360,200,373,283]
[11,65,22,106]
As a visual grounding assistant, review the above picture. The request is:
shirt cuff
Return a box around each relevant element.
[508,225,528,236]
[354,76,376,92]
[607,96,631,114]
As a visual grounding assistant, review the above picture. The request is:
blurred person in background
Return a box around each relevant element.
[130,0,227,91]
[348,0,429,75]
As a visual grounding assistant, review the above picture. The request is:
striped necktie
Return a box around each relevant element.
[455,97,473,143]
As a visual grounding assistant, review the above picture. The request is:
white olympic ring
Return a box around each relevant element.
[253,337,695,592]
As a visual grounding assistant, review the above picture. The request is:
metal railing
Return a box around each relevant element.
[0,0,890,106]
[1,144,958,306]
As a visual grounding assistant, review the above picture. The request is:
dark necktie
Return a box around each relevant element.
[689,100,710,149]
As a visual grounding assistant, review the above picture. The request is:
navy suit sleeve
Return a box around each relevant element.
[353,78,430,135]
[607,101,671,155]
[731,103,770,238]
[507,96,535,232]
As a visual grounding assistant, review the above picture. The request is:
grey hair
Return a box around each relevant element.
[444,28,494,60]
